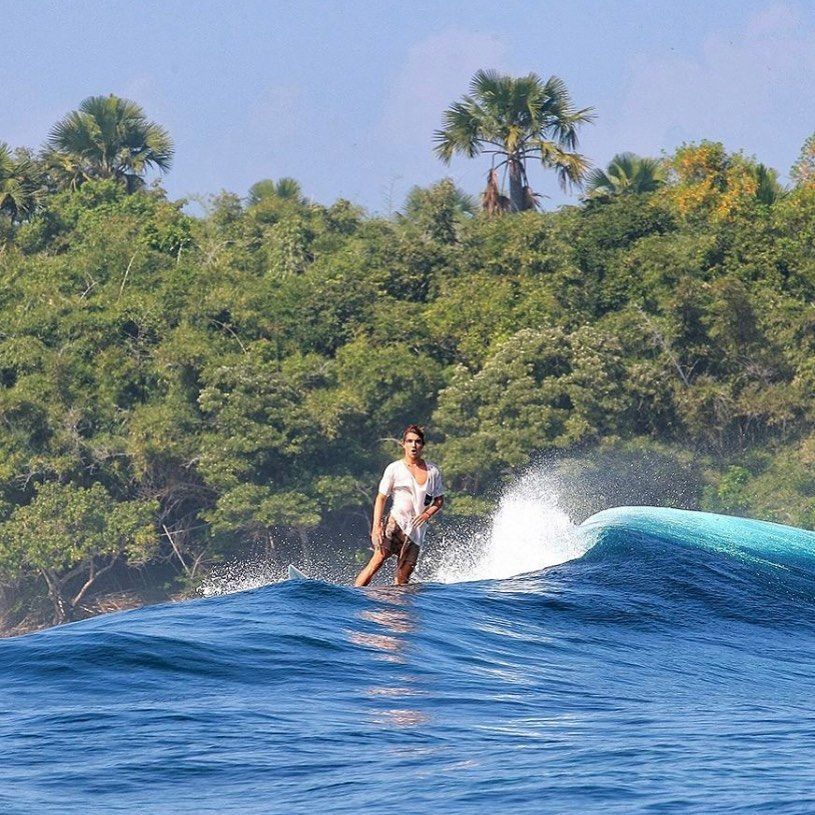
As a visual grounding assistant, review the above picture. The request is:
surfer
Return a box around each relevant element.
[354,425,444,586]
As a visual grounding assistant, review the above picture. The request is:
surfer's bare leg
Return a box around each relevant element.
[354,549,388,587]
[395,560,415,586]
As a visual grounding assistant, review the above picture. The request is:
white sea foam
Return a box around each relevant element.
[426,470,588,584]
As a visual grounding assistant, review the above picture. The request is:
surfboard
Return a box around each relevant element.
[287,564,309,581]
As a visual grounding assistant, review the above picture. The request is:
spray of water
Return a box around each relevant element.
[199,556,285,597]
[425,469,589,584]
[198,543,344,597]
[200,468,593,595]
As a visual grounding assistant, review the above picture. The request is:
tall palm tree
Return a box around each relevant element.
[47,95,173,192]
[0,143,39,221]
[434,69,594,212]
[585,152,666,198]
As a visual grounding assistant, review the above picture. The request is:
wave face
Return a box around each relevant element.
[4,503,815,814]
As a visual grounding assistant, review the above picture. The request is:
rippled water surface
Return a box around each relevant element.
[4,504,815,814]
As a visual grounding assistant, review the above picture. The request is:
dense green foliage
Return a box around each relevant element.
[2,97,815,631]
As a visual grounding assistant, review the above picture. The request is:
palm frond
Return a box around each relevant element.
[434,98,486,162]
[585,167,615,197]
[274,177,304,200]
[532,139,591,190]
[0,143,41,219]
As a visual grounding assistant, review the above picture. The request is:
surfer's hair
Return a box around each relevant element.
[401,424,425,443]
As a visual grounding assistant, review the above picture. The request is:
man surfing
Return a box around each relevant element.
[354,425,444,586]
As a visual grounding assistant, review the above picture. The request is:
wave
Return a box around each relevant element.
[426,475,815,626]
[10,504,815,673]
[14,479,815,649]
[191,466,815,636]
[561,505,815,629]
[6,497,815,813]
[581,505,815,571]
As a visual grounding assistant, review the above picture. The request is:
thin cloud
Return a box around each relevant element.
[374,29,513,211]
[599,3,815,175]
[248,83,304,145]
[378,29,510,151]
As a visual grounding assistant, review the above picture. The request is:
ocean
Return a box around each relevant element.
[3,481,815,814]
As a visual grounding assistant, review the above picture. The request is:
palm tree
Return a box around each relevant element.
[40,148,86,192]
[247,177,306,206]
[0,143,39,221]
[585,152,666,198]
[434,69,594,212]
[47,95,173,192]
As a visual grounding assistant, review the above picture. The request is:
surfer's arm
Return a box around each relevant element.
[371,492,388,547]
[414,495,444,528]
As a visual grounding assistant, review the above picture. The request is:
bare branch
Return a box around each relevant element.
[163,524,191,576]
[119,251,139,296]
[638,308,692,387]
[209,318,247,354]
[70,559,117,608]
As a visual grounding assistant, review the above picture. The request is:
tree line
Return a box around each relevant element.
[2,74,815,632]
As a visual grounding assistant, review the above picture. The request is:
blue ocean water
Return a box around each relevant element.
[4,504,815,814]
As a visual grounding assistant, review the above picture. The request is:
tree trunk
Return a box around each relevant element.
[508,156,525,212]
[41,570,68,625]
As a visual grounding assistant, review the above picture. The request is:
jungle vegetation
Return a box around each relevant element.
[2,87,815,632]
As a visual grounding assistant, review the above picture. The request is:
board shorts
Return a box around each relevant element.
[377,515,419,570]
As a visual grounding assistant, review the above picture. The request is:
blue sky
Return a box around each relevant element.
[4,0,814,212]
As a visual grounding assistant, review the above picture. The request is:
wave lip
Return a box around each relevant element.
[581,505,815,571]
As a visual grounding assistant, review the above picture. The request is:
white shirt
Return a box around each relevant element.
[378,460,444,547]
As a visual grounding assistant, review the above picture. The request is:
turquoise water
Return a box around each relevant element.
[3,506,815,814]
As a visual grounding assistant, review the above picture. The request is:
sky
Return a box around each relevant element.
[4,0,815,213]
